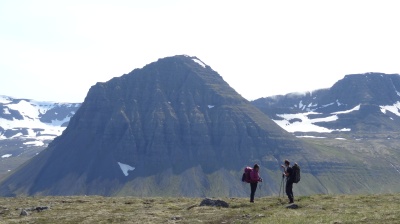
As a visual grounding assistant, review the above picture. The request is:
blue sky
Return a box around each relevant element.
[1,0,400,102]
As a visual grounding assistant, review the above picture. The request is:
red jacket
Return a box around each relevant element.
[249,169,261,183]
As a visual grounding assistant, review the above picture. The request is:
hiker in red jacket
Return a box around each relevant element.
[249,164,263,203]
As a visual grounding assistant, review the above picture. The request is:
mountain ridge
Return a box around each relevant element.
[252,73,400,134]
[2,60,400,197]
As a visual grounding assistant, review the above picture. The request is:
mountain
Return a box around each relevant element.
[0,55,324,197]
[252,73,400,135]
[252,72,400,195]
[0,96,80,179]
[2,62,400,197]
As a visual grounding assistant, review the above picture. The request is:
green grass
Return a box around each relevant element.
[1,193,399,223]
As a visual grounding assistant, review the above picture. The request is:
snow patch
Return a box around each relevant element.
[117,162,135,177]
[296,136,327,139]
[332,105,360,115]
[23,140,45,146]
[380,102,400,116]
[320,102,334,108]
[6,100,37,118]
[1,154,12,158]
[299,101,304,110]
[1,100,76,135]
[192,58,206,68]
[9,132,23,139]
[0,103,68,140]
[273,112,351,133]
[3,107,11,115]
[0,95,12,104]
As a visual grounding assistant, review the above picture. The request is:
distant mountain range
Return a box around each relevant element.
[0,96,80,178]
[252,73,400,135]
[1,59,400,197]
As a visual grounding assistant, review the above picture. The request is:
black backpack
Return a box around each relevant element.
[292,163,301,183]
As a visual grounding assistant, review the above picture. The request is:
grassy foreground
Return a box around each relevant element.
[0,193,399,224]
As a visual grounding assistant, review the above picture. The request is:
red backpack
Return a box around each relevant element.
[241,167,253,183]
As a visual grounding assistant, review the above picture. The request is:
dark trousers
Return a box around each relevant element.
[286,180,294,202]
[250,182,258,202]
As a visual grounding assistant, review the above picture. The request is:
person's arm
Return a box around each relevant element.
[284,167,292,177]
[284,170,289,177]
[282,165,289,177]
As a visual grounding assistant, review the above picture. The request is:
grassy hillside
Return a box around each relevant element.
[0,139,46,180]
[1,194,399,223]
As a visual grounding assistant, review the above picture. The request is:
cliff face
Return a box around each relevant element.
[68,55,295,174]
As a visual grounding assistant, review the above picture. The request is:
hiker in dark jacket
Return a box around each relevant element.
[282,159,294,204]
[249,164,263,203]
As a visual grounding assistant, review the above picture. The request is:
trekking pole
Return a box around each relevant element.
[279,174,285,197]
[282,175,284,197]
[279,165,285,197]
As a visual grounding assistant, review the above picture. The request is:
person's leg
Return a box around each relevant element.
[250,182,258,202]
[286,181,294,203]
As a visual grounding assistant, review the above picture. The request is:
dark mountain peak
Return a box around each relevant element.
[1,55,302,197]
[88,55,244,107]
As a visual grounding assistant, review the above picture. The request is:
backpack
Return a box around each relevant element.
[241,166,253,183]
[292,163,301,183]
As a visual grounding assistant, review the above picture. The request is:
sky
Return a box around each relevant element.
[1,0,400,103]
